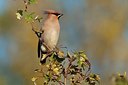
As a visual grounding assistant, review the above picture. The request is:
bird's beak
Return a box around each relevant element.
[58,13,63,19]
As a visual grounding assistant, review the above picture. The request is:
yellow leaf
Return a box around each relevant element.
[31,77,37,82]
[16,13,22,20]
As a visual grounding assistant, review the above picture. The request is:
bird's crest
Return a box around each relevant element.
[44,10,62,16]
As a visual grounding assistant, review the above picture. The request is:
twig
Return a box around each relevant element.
[64,58,74,85]
[57,80,64,85]
[23,0,28,12]
[64,69,67,85]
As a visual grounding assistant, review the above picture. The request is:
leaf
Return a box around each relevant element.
[94,74,100,82]
[35,16,43,22]
[16,9,23,20]
[44,74,50,82]
[25,12,35,22]
[79,51,88,61]
[50,53,65,63]
[34,69,41,72]
[55,56,65,63]
[31,77,37,82]
[28,0,37,4]
[77,60,83,66]
[67,52,71,58]
[49,52,56,61]
[70,65,81,75]
[71,65,78,69]
[78,51,85,54]
[53,67,60,75]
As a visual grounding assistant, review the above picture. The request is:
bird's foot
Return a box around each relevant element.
[32,28,44,38]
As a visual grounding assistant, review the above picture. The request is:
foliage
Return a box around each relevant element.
[31,51,100,85]
[111,72,128,85]
[16,0,42,23]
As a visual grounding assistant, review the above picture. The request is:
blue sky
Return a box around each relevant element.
[0,0,7,14]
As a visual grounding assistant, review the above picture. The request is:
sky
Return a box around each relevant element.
[0,0,7,15]
[0,1,24,85]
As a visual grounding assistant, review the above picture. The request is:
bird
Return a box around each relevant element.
[35,10,63,64]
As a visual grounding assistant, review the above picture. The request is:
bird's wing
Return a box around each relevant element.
[38,39,41,58]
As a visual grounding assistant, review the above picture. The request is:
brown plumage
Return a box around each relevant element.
[38,10,63,64]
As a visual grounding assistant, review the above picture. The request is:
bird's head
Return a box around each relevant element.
[44,10,63,19]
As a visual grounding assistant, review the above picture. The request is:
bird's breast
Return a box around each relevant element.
[42,27,60,50]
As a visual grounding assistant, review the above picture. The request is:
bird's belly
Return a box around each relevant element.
[43,29,59,50]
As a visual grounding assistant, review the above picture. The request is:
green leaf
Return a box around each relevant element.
[77,60,82,66]
[79,51,88,60]
[25,12,35,22]
[49,52,56,61]
[44,74,50,82]
[28,0,37,4]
